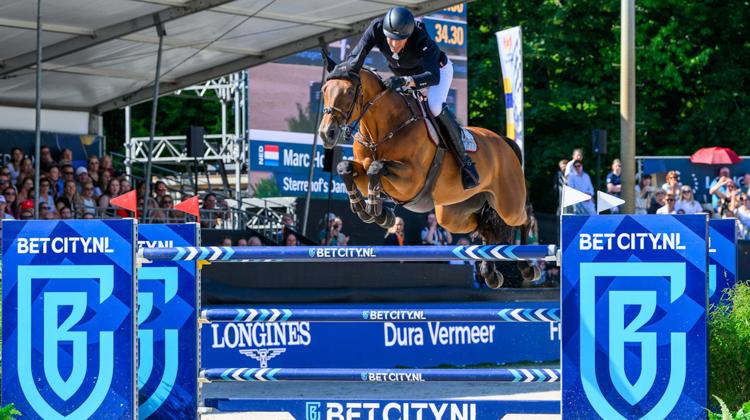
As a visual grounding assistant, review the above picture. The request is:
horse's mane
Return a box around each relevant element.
[326,63,385,90]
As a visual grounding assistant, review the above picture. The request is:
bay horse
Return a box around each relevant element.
[318,62,539,288]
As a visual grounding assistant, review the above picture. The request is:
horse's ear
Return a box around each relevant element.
[321,49,337,72]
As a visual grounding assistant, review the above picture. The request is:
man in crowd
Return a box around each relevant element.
[605,159,622,213]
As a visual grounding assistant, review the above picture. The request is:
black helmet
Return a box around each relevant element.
[383,7,415,40]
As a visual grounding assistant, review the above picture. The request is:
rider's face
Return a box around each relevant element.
[387,38,407,54]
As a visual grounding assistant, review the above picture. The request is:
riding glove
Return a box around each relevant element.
[384,76,408,91]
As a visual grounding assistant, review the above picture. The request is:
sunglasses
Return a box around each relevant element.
[681,190,691,194]
[574,164,582,168]
[4,191,16,196]
[63,171,74,175]
[666,198,675,202]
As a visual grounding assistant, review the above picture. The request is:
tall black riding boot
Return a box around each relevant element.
[436,107,479,189]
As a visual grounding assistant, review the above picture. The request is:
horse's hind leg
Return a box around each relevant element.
[515,216,541,286]
[337,161,375,224]
[475,203,508,289]
[366,160,395,229]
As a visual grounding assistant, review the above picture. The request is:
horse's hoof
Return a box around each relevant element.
[359,212,376,224]
[377,210,396,229]
[337,161,354,176]
[484,271,504,289]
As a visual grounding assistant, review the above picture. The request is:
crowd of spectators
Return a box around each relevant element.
[559,147,750,238]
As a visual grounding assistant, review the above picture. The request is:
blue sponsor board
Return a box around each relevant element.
[709,219,736,305]
[562,215,707,419]
[201,302,559,369]
[422,17,467,57]
[2,219,137,419]
[138,224,199,419]
[204,398,560,418]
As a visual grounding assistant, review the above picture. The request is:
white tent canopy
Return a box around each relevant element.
[0,0,461,114]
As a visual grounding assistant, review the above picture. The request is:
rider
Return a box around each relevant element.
[344,7,480,189]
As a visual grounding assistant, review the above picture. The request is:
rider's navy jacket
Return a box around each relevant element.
[346,18,447,89]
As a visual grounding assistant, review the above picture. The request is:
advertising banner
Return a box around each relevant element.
[138,224,199,419]
[709,218,737,306]
[2,219,137,419]
[640,157,750,201]
[495,26,524,157]
[201,302,559,369]
[562,215,707,419]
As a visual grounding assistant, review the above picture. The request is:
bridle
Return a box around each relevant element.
[322,74,389,144]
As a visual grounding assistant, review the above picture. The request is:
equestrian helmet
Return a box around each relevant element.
[383,7,415,40]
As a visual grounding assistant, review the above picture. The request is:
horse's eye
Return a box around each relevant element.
[346,88,354,95]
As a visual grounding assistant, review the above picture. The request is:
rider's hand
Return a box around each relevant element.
[384,76,408,91]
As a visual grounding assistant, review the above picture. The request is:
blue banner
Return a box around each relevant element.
[2,219,137,419]
[204,398,560,418]
[423,17,467,57]
[709,219,737,306]
[561,215,707,419]
[201,302,559,369]
[138,224,199,419]
[641,157,750,201]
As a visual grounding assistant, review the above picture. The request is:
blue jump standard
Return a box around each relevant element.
[201,368,561,383]
[201,307,560,323]
[141,244,557,262]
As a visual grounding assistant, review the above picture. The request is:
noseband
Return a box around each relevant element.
[322,75,389,143]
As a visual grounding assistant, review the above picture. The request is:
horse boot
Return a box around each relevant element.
[436,107,479,189]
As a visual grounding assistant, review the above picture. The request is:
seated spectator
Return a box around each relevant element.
[87,156,101,185]
[718,181,742,219]
[285,233,299,246]
[60,206,73,219]
[59,148,74,166]
[248,236,262,246]
[221,237,233,246]
[100,154,115,177]
[322,216,349,245]
[0,195,13,220]
[277,213,298,244]
[635,174,654,214]
[16,176,34,203]
[318,212,337,244]
[55,197,72,214]
[421,212,452,245]
[80,182,97,217]
[75,166,90,193]
[38,177,56,214]
[709,167,732,211]
[6,147,24,184]
[59,164,75,195]
[657,193,677,214]
[200,193,220,228]
[675,185,702,214]
[98,178,120,217]
[158,195,180,223]
[648,189,666,214]
[19,208,33,220]
[742,173,750,195]
[120,178,132,195]
[39,145,56,172]
[735,195,750,239]
[566,159,596,215]
[82,212,95,219]
[661,170,682,195]
[46,165,60,194]
[384,217,405,245]
[61,180,82,216]
[3,186,18,219]
[237,238,248,246]
[154,181,170,201]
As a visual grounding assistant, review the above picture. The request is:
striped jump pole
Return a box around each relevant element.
[200,307,560,323]
[141,244,557,263]
[201,368,561,383]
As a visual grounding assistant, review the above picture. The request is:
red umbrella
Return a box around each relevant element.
[689,147,742,164]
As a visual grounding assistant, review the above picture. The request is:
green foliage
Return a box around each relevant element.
[468,0,750,211]
[253,178,280,198]
[0,403,21,420]
[707,396,750,420]
[286,103,318,133]
[709,283,750,411]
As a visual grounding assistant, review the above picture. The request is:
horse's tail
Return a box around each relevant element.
[499,134,524,167]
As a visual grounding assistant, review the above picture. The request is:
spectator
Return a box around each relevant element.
[564,148,584,177]
[6,147,24,183]
[384,217,406,245]
[709,167,732,212]
[46,165,60,194]
[277,212,297,244]
[237,238,248,246]
[98,177,121,216]
[75,167,90,192]
[158,195,180,223]
[62,180,82,216]
[59,164,75,195]
[421,212,452,245]
[19,208,33,220]
[318,212,337,244]
[55,197,71,214]
[735,195,750,238]
[82,212,95,219]
[154,181,170,201]
[98,170,111,197]
[322,216,349,245]
[39,202,51,220]
[120,178,132,195]
[39,145,56,172]
[285,233,299,246]
[17,158,34,187]
[657,193,677,214]
[0,196,13,220]
[661,170,682,196]
[248,236,262,246]
[515,215,539,245]
[648,190,667,214]
[38,177,56,214]
[221,237,233,246]
[635,174,654,214]
[605,159,622,213]
[59,148,73,166]
[0,168,11,190]
[742,173,750,195]
[718,180,742,218]
[17,176,34,203]
[567,159,596,215]
[200,193,219,228]
[60,206,73,219]
[80,182,97,217]
[87,156,101,184]
[3,186,18,219]
[675,185,702,214]
[554,159,568,216]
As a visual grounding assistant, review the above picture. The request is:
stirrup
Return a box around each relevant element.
[461,158,479,189]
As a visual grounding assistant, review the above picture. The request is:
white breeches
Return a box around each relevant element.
[427,58,453,116]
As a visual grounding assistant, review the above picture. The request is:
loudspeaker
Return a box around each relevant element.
[186,126,206,158]
[592,129,607,155]
[323,146,343,172]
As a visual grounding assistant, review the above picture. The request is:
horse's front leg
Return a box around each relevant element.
[337,160,375,223]
[367,160,395,229]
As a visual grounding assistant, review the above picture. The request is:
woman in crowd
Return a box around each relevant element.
[635,174,654,214]
[98,177,120,217]
[100,154,116,177]
[87,155,101,185]
[62,180,83,216]
[3,186,18,219]
[158,195,180,223]
[661,170,682,196]
[38,177,56,215]
[16,158,35,188]
[675,185,703,214]
[16,176,34,203]
[6,147,24,184]
[80,182,97,217]
[384,217,406,245]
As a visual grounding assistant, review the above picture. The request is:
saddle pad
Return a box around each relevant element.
[416,99,478,153]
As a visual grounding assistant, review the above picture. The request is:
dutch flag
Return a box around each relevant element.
[263,145,279,166]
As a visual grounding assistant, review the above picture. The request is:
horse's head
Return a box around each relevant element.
[319,64,362,148]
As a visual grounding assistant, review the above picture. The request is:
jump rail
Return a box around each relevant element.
[201,368,561,383]
[141,244,558,262]
[200,307,560,323]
